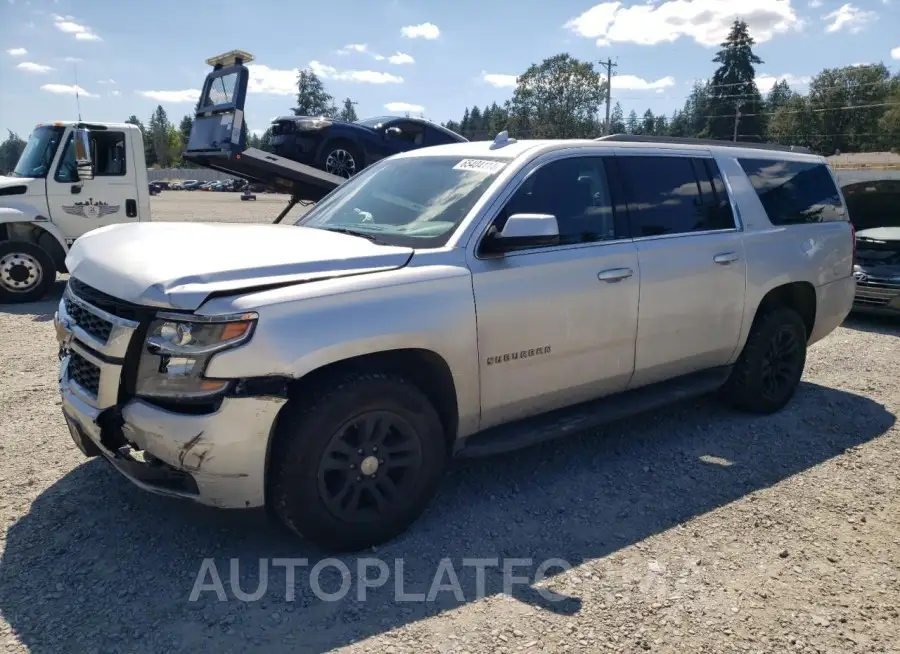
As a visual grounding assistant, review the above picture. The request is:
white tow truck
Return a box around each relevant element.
[0,49,346,304]
[0,122,149,302]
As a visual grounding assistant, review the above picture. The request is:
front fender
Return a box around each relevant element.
[0,205,69,253]
[201,264,481,438]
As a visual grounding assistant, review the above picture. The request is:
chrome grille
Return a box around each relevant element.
[854,279,900,307]
[68,351,101,397]
[64,295,113,343]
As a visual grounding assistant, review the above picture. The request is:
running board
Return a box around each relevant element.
[456,366,733,458]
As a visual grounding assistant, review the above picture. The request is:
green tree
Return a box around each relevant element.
[338,98,358,122]
[608,102,626,134]
[704,20,765,141]
[148,105,172,167]
[0,130,26,174]
[625,109,639,134]
[292,69,336,117]
[259,127,275,153]
[126,114,156,167]
[807,64,893,154]
[507,53,606,138]
[178,115,193,147]
[766,79,794,115]
[641,109,656,135]
[767,95,816,148]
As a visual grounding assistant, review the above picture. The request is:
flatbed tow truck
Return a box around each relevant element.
[182,50,346,223]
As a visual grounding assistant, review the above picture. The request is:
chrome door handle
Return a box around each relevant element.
[598,267,633,282]
[714,252,739,265]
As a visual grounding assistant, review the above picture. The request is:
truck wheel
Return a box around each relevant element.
[321,141,362,178]
[0,241,56,304]
[721,306,808,414]
[269,372,447,552]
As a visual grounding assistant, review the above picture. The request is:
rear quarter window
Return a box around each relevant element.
[738,158,846,225]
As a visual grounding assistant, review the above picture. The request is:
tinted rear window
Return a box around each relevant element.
[738,158,845,225]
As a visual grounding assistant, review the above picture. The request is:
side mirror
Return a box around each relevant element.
[74,127,94,181]
[483,213,559,253]
[385,126,402,139]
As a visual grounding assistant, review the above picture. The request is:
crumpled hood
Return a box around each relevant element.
[65,221,414,310]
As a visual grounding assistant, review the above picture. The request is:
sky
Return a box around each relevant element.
[1,0,898,140]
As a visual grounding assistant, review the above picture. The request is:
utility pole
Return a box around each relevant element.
[732,102,742,142]
[599,58,618,135]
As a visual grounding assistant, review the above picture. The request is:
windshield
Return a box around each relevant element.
[295,155,511,247]
[201,71,238,108]
[354,116,397,129]
[12,126,65,178]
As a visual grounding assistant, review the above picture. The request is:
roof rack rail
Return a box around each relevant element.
[595,133,812,154]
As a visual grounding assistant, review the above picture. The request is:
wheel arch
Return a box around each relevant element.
[264,347,460,488]
[0,217,69,273]
[744,281,818,345]
[317,135,366,170]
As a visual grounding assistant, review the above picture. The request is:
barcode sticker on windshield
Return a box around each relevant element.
[453,159,505,174]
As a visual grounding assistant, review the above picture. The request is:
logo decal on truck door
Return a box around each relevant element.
[62,198,120,219]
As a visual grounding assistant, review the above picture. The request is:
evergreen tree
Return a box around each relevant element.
[704,20,765,141]
[292,69,336,117]
[338,98,358,122]
[609,102,626,134]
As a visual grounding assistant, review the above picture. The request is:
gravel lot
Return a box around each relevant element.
[1,192,899,654]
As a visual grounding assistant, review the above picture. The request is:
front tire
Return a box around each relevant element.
[0,241,56,304]
[721,306,808,414]
[269,372,447,552]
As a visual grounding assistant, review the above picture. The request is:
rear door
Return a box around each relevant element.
[615,152,748,388]
[46,128,140,239]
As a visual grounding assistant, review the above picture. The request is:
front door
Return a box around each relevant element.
[46,128,140,240]
[614,153,748,388]
[468,153,640,429]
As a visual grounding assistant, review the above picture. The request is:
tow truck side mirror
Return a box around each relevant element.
[74,127,94,181]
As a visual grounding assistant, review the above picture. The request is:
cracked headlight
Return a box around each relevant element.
[135,312,257,400]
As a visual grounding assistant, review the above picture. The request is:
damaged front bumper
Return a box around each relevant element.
[55,284,285,509]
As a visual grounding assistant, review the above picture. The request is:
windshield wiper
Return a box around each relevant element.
[321,226,386,244]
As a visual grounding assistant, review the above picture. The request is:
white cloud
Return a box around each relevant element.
[892,46,900,60]
[97,78,116,84]
[110,90,121,97]
[63,56,83,63]
[385,102,424,113]
[401,22,440,39]
[137,89,201,103]
[823,3,875,33]
[756,73,812,93]
[6,47,27,56]
[808,0,822,6]
[337,43,370,55]
[309,60,403,84]
[52,13,102,41]
[565,0,801,47]
[41,83,98,98]
[247,64,297,95]
[247,62,403,94]
[387,52,414,65]
[481,71,518,88]
[611,74,676,90]
[17,61,55,73]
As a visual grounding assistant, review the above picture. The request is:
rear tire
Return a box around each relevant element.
[320,141,363,179]
[721,306,808,414]
[268,372,447,552]
[0,241,56,304]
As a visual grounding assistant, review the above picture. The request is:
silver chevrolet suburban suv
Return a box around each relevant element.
[54,134,856,552]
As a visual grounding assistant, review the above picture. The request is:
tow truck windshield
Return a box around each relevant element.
[11,125,65,178]
[295,155,510,248]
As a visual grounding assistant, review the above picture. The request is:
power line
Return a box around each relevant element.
[611,79,898,104]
